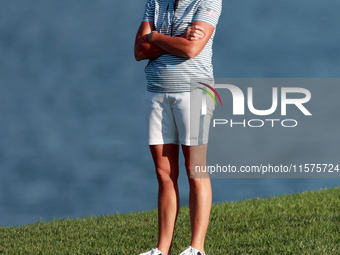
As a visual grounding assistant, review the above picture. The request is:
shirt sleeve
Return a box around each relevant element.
[193,0,222,28]
[142,0,155,22]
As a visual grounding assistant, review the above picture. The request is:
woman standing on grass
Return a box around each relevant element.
[134,0,221,254]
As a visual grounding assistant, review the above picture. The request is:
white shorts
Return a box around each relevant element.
[145,90,214,146]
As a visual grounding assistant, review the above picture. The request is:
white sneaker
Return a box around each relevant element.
[179,246,206,255]
[139,248,169,255]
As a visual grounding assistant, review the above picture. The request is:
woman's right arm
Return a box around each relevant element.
[134,22,167,61]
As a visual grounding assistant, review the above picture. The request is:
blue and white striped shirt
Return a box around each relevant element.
[142,0,222,93]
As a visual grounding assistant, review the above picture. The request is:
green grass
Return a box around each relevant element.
[1,187,340,254]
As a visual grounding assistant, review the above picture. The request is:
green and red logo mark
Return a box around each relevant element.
[197,82,222,115]
[198,82,222,106]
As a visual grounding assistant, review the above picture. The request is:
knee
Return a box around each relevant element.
[186,165,210,180]
[156,166,179,185]
[187,172,211,189]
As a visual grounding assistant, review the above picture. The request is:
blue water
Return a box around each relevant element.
[1,0,340,227]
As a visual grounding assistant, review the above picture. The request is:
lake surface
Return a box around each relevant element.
[0,0,339,227]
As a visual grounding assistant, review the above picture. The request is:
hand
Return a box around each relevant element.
[146,31,158,42]
[181,25,205,40]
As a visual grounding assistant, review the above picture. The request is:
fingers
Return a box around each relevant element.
[187,25,205,40]
[181,25,206,40]
[192,25,205,31]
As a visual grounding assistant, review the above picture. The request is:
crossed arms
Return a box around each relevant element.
[134,21,215,61]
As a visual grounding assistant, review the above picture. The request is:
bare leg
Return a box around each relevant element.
[150,144,180,255]
[182,144,212,254]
